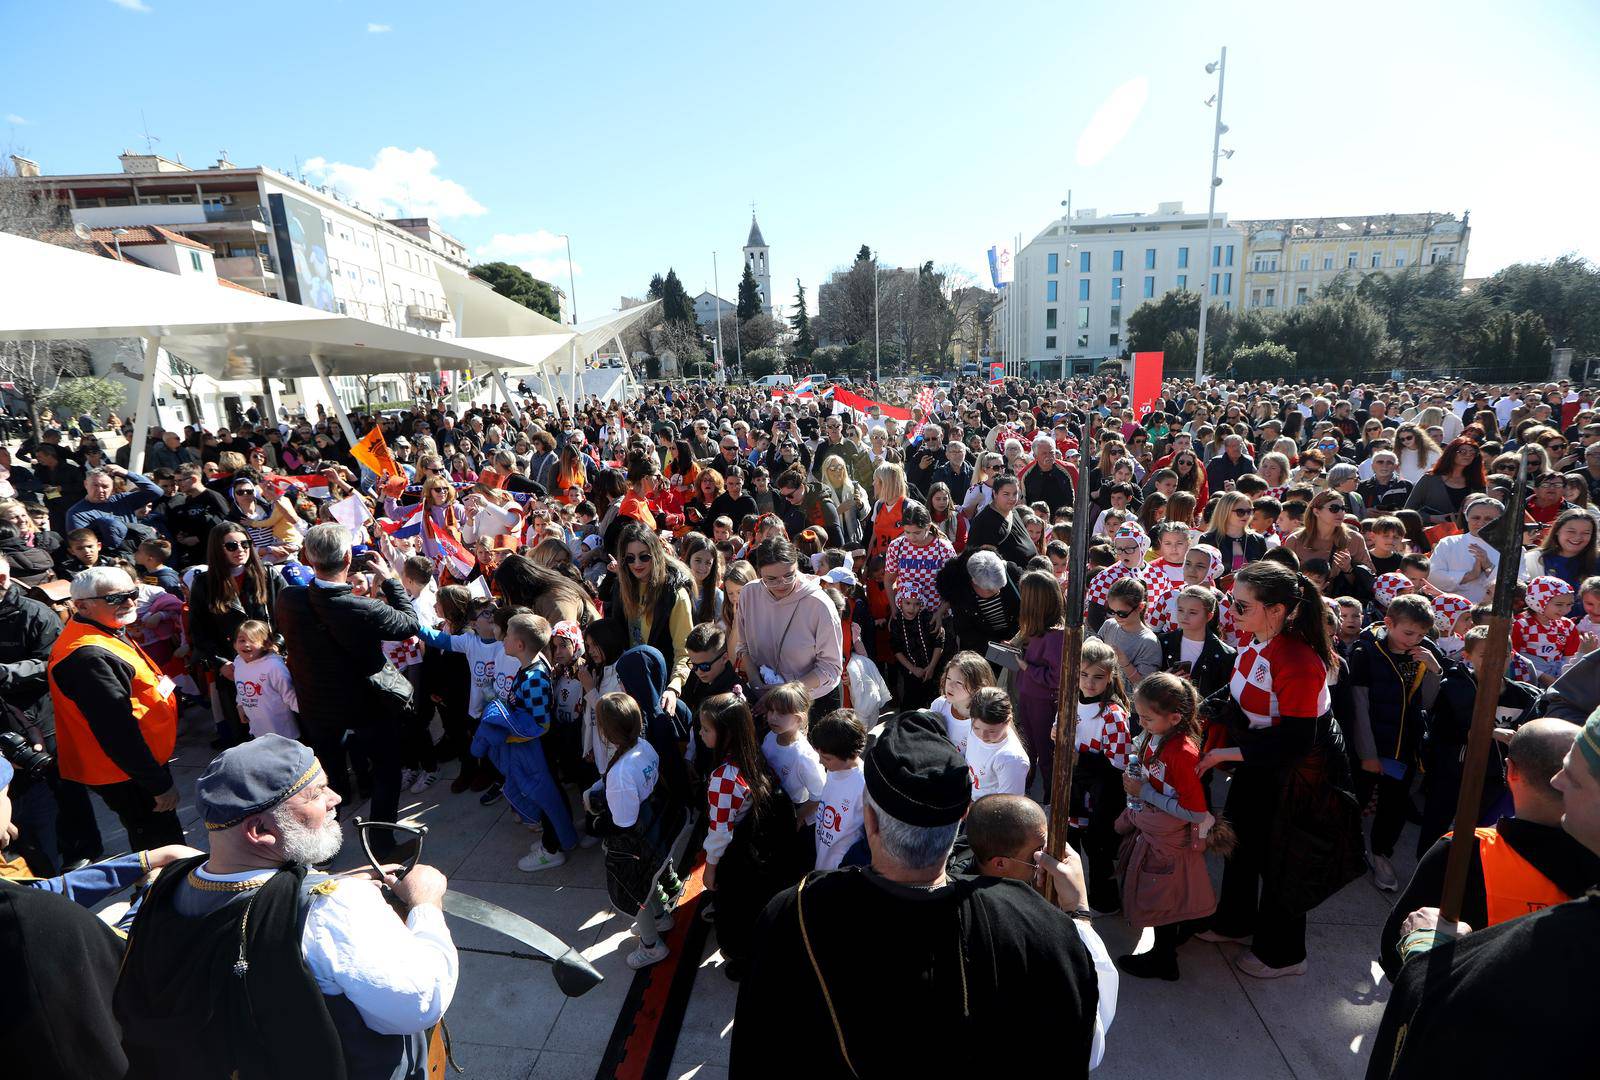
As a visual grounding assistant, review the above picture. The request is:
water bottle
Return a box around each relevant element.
[1125,747,1145,814]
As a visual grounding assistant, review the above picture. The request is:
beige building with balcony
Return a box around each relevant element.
[1234,211,1470,311]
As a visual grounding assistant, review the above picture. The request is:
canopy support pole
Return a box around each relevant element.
[491,365,522,421]
[127,335,161,474]
[311,351,359,446]
[613,333,632,399]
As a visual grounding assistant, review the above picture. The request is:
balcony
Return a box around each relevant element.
[215,252,278,282]
[406,304,449,324]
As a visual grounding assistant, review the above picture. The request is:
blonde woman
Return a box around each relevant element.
[1197,490,1264,575]
[961,451,1005,520]
[820,454,869,548]
[1394,423,1442,483]
[1256,452,1292,498]
[722,559,756,653]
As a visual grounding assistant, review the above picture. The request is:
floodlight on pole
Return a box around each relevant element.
[111,227,130,262]
[1194,45,1228,385]
[558,234,577,324]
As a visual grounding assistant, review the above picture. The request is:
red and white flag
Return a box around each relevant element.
[426,516,476,580]
[914,387,935,417]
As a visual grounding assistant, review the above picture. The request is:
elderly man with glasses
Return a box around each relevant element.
[47,566,185,852]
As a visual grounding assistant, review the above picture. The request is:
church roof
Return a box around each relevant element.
[746,216,766,249]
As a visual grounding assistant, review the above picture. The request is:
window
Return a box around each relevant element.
[1210,273,1220,294]
[1112,250,1124,271]
[391,283,402,302]
[1144,248,1156,270]
[386,243,396,263]
[1176,274,1187,290]
[1251,289,1262,307]
[1265,288,1276,307]
[1045,308,1058,330]
[1047,253,1059,274]
[1323,256,1334,270]
[1348,251,1359,268]
[1177,247,1189,269]
[329,257,341,273]
[1296,286,1309,305]
[1226,244,1235,266]
[1223,272,1232,294]
[189,251,203,271]
[1142,276,1155,298]
[1212,245,1222,267]
[1076,308,1089,329]
[1079,251,1091,273]
[1076,334,1089,349]
[1395,255,1406,268]
[136,195,160,205]
[1046,280,1058,302]
[1045,335,1057,349]
[1370,253,1382,268]
[1078,279,1090,301]
[1109,332,1119,349]
[1253,256,1263,272]
[201,194,226,206]
[366,271,380,286]
[1111,277,1123,300]
[1298,256,1310,271]
[1109,305,1122,325]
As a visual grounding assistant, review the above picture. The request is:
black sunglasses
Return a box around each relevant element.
[623,552,654,565]
[223,539,252,552]
[1107,606,1135,619]
[98,589,140,607]
[692,659,722,672]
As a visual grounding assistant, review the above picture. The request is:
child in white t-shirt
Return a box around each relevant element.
[965,686,1029,799]
[811,708,868,871]
[760,681,827,831]
[928,651,996,757]
[229,620,299,739]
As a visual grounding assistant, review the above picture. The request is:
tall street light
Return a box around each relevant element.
[558,233,578,324]
[1194,46,1228,384]
[873,249,881,384]
[712,251,725,377]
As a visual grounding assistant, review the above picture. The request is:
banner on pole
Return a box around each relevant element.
[988,361,1004,384]
[1131,352,1163,418]
[351,425,402,479]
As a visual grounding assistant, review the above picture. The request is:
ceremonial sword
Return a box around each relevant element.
[352,817,604,997]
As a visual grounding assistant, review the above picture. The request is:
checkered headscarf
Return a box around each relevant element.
[1526,575,1575,615]
[1374,572,1412,608]
[1190,543,1223,584]
[551,620,585,659]
[1431,593,1472,635]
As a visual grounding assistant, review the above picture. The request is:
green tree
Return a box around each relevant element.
[647,273,665,300]
[743,347,783,379]
[1471,311,1551,382]
[1160,329,1196,379]
[1126,288,1232,367]
[468,261,561,320]
[40,376,125,420]
[1230,341,1297,381]
[737,265,762,322]
[659,269,698,328]
[789,280,815,359]
[1271,293,1391,379]
[1354,264,1462,360]
[1474,256,1600,354]
[855,245,872,265]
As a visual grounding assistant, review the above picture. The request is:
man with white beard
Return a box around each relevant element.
[114,735,459,1080]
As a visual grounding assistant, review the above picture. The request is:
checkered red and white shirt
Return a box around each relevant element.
[1511,611,1580,666]
[885,533,957,608]
[1085,562,1136,616]
[703,761,750,865]
[1230,634,1331,729]
[1076,700,1131,768]
[1139,732,1207,815]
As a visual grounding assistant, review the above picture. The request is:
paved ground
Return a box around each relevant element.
[82,706,1408,1080]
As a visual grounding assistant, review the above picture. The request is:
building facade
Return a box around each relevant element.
[1234,212,1470,311]
[693,290,736,333]
[19,149,472,423]
[743,215,772,316]
[1005,202,1243,378]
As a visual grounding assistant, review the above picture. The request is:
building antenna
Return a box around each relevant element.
[139,110,160,153]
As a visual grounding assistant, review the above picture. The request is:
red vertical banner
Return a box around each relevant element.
[1131,352,1163,418]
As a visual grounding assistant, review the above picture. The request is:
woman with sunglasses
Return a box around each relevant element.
[187,523,286,747]
[1196,560,1355,980]
[225,469,303,565]
[1393,423,1442,483]
[599,521,694,717]
[960,452,1005,520]
[1405,436,1486,525]
[1198,491,1266,577]
[1169,448,1208,509]
[1285,491,1374,600]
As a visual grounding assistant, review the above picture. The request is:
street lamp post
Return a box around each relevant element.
[1194,46,1228,384]
[111,227,129,262]
[712,251,725,377]
[873,250,881,384]
[559,233,578,324]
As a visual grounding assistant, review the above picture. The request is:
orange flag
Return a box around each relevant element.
[352,425,402,479]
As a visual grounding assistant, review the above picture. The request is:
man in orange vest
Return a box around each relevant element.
[1377,717,1600,979]
[47,566,185,851]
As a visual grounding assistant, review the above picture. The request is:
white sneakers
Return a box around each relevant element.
[1236,953,1307,979]
[1372,855,1398,892]
[517,848,567,873]
[409,770,439,794]
[625,942,670,970]
[1195,929,1250,944]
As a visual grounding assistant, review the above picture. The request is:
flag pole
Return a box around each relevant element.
[1438,457,1530,925]
[1046,406,1096,875]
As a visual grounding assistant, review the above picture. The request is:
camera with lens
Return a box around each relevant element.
[0,729,55,782]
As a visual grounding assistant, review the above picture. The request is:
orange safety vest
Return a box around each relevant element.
[1475,826,1571,927]
[48,618,178,787]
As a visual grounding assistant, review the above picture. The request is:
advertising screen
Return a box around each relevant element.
[269,192,338,312]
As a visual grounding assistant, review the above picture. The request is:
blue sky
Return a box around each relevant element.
[6,0,1599,320]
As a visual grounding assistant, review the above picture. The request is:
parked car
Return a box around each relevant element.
[754,374,794,388]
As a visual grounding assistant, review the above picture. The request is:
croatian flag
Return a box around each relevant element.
[427,516,476,580]
[792,375,814,398]
[266,472,331,502]
[379,503,424,540]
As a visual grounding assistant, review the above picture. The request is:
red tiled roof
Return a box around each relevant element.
[217,277,270,296]
[88,225,211,251]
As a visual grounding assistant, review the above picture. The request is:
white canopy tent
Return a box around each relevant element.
[0,231,520,467]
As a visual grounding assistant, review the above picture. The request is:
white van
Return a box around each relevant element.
[754,374,793,388]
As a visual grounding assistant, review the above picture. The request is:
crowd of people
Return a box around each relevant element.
[4,371,1600,1077]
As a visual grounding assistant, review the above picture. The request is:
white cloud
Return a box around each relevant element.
[302,147,486,219]
[367,22,392,33]
[108,0,152,11]
[475,231,580,283]
[4,114,28,126]
[1076,76,1149,167]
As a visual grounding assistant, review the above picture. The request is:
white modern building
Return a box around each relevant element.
[693,290,736,333]
[17,149,473,425]
[1002,201,1243,379]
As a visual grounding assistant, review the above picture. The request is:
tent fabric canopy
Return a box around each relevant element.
[0,231,517,379]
